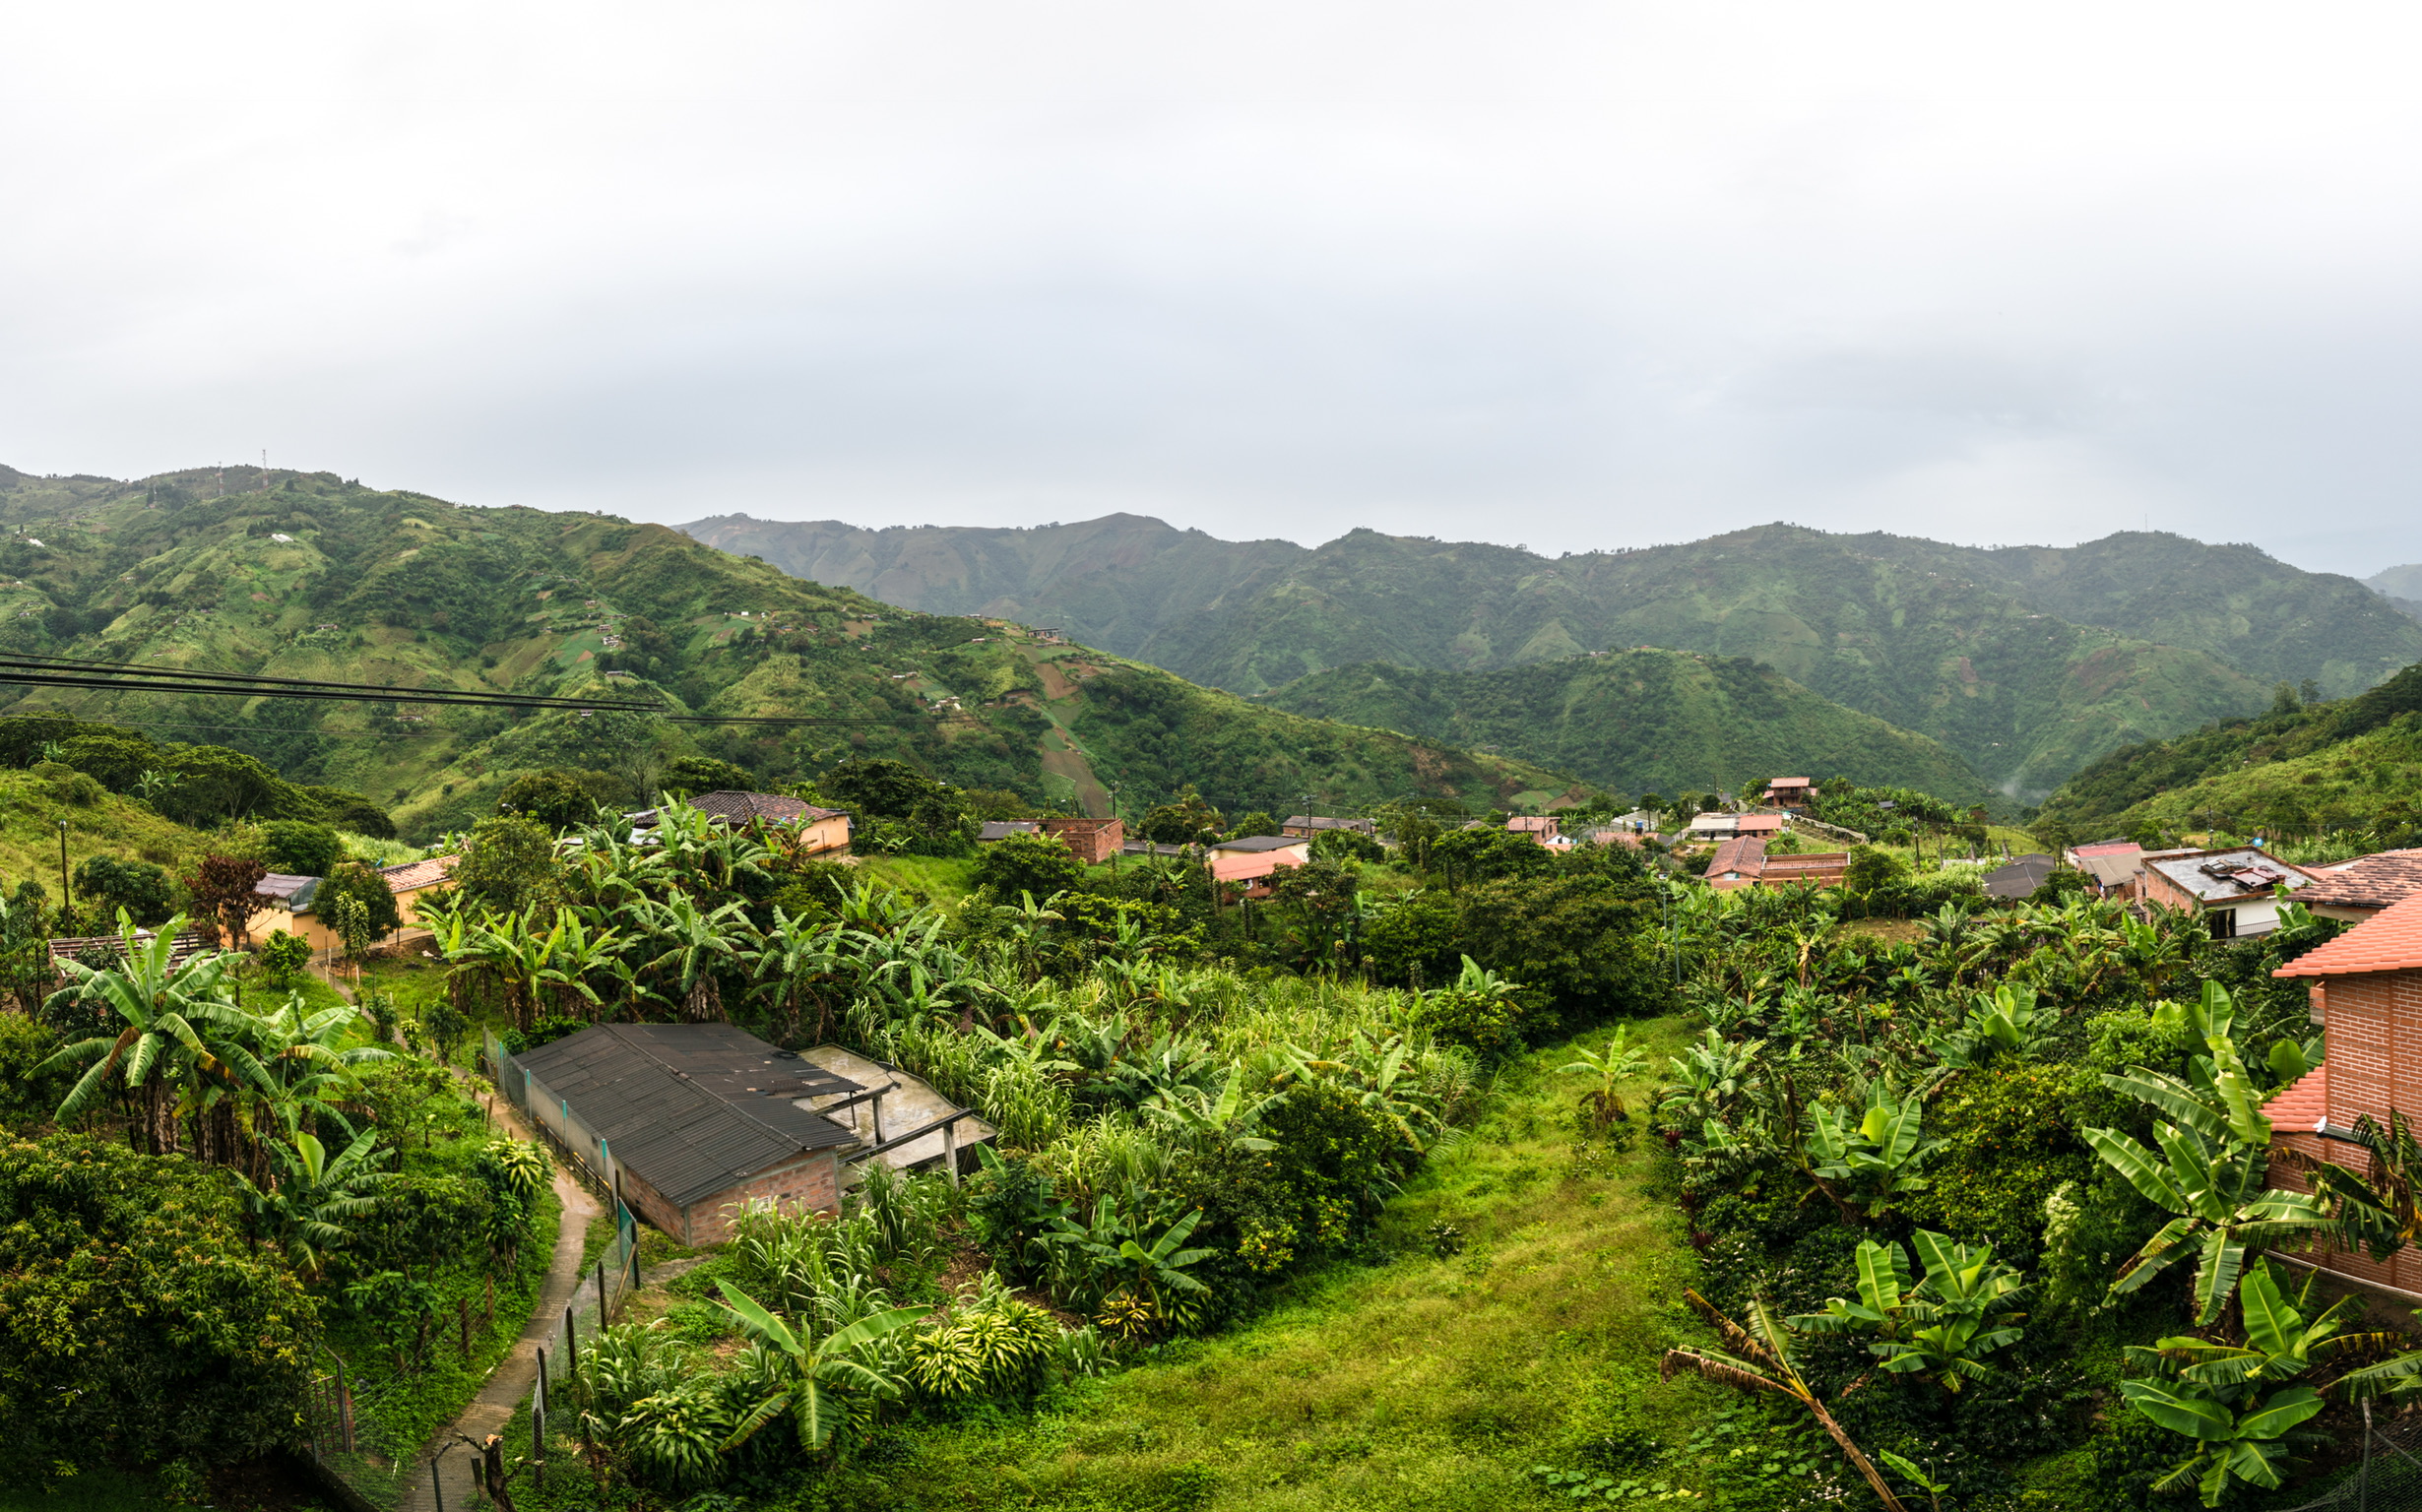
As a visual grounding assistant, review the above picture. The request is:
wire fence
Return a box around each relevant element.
[2277,1405,2422,1511]
[484,1028,627,1201]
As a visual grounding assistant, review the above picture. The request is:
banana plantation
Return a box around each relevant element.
[9,793,2422,1512]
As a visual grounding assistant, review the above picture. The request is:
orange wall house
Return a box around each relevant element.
[2266,890,2422,1295]
[245,853,462,954]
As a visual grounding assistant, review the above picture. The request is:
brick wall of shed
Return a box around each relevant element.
[680,1152,843,1246]
[617,1164,690,1246]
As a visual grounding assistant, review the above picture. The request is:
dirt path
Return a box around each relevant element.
[402,1089,600,1512]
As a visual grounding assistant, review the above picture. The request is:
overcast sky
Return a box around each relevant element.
[7,3,2422,577]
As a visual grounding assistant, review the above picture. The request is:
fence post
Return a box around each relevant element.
[598,1260,607,1318]
[2360,1397,2372,1512]
[944,1116,960,1187]
[336,1358,354,1453]
[535,1346,546,1419]
[565,1305,579,1379]
[430,1443,448,1512]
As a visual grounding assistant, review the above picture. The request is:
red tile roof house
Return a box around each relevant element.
[1505,815,1562,847]
[1703,836,1852,892]
[2297,849,2422,924]
[2265,890,2422,1296]
[1764,778,1817,812]
[1203,835,1311,898]
[2139,848,2322,939]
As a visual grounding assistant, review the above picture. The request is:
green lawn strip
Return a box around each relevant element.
[828,1016,1743,1512]
[862,853,984,905]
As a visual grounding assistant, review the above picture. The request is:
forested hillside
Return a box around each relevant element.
[1261,649,1999,807]
[0,468,1573,840]
[2038,659,2422,840]
[689,514,2415,795]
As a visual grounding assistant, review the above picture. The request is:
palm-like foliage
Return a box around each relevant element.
[1792,1230,2027,1393]
[236,1128,397,1276]
[715,1281,928,1459]
[1660,1290,1910,1512]
[1559,1025,1647,1131]
[40,914,260,1156]
[2117,1263,2365,1506]
[1803,1084,1938,1221]
[2082,984,2327,1324]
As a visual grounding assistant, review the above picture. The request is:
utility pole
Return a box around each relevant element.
[56,819,69,927]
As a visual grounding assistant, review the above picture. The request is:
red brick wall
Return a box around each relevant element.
[1041,817,1125,864]
[682,1152,844,1245]
[2268,967,2422,1295]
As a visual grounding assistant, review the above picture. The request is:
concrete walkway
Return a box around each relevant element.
[322,957,602,1512]
[402,1085,601,1512]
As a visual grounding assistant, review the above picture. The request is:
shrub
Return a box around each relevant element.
[71,854,176,927]
[974,833,1088,904]
[259,820,344,876]
[0,1134,318,1481]
[1901,1063,2096,1266]
[258,929,313,987]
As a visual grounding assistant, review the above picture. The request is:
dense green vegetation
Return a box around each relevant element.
[689,514,2421,793]
[0,922,559,1503]
[1261,650,2000,808]
[0,468,1573,841]
[2039,660,2422,845]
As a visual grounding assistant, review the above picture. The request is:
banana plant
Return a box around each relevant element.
[2288,1108,2422,1261]
[715,1281,928,1459]
[1660,1291,1910,1512]
[235,1128,398,1277]
[2082,984,2327,1324]
[1791,1230,2026,1393]
[1659,1028,1764,1126]
[1928,983,2048,1069]
[1559,1026,1648,1132]
[1803,1084,1939,1221]
[2116,1264,2363,1506]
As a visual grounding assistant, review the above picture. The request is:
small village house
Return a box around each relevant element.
[1981,853,2059,900]
[1702,836,1850,892]
[1763,778,1817,812]
[2265,889,2422,1295]
[2296,849,2422,923]
[1040,815,1124,863]
[2139,848,2320,938]
[1282,815,1377,839]
[1203,834,1310,897]
[244,852,462,955]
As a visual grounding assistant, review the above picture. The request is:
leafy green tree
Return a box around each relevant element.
[974,833,1088,904]
[1357,889,1461,989]
[71,854,176,926]
[259,929,312,987]
[1429,825,1552,885]
[1227,809,1281,840]
[259,820,343,876]
[1791,1230,2027,1393]
[0,1133,319,1483]
[1409,954,1528,1058]
[819,757,943,818]
[1308,826,1384,863]
[1842,845,1908,897]
[453,814,559,914]
[1456,873,1663,1020]
[665,753,756,794]
[1139,785,1225,846]
[318,860,403,941]
[495,767,618,830]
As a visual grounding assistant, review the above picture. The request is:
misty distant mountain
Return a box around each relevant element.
[685,514,2422,797]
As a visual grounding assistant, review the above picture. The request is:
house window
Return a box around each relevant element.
[2208,909,2237,940]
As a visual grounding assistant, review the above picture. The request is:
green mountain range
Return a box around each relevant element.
[2037,660,2422,839]
[686,514,2421,797]
[0,467,1575,840]
[1260,650,2000,808]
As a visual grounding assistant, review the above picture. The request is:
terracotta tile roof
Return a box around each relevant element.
[2298,849,2422,913]
[2274,888,2422,977]
[2072,839,2143,859]
[1707,836,1766,878]
[379,853,459,892]
[1735,814,1786,833]
[2263,1063,2327,1134]
[1505,816,1559,834]
[1769,778,1811,788]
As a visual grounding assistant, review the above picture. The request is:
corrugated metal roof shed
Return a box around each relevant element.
[515,1024,862,1208]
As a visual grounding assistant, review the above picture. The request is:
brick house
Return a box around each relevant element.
[2140,848,2320,939]
[1505,815,1561,844]
[1764,778,1817,812]
[511,1023,864,1246]
[2265,890,2422,1295]
[1703,836,1851,892]
[1040,815,1125,864]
